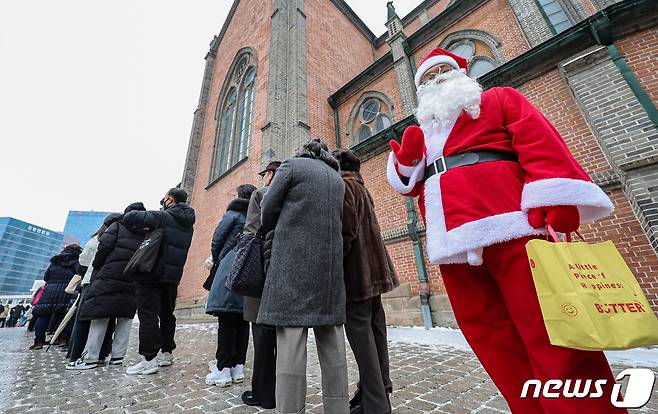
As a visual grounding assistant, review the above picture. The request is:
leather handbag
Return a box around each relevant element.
[225,229,266,298]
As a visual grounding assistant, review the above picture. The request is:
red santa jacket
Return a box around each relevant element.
[387,87,613,266]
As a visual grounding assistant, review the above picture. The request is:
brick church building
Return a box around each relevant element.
[176,0,658,325]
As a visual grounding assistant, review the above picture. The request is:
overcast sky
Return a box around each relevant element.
[0,0,421,232]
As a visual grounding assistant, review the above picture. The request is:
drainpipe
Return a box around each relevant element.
[590,14,658,128]
[405,197,432,330]
[401,42,432,329]
[327,96,342,148]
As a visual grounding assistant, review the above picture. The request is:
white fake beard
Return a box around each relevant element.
[415,69,483,129]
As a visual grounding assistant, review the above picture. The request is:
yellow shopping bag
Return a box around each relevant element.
[525,226,658,351]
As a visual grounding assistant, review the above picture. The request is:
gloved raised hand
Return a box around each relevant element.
[528,205,580,233]
[389,125,425,169]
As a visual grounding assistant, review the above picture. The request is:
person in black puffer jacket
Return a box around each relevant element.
[30,244,82,350]
[67,202,148,370]
[122,187,195,375]
[204,184,255,387]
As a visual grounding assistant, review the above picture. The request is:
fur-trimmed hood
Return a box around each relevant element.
[226,198,250,214]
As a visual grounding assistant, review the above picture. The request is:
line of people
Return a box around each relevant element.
[28,188,195,377]
[0,302,32,328]
[204,139,398,414]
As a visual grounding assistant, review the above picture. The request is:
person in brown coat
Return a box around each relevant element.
[333,149,399,414]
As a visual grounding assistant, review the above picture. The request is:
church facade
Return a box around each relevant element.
[177,0,658,325]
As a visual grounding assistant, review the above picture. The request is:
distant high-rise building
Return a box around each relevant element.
[0,217,65,295]
[63,210,114,246]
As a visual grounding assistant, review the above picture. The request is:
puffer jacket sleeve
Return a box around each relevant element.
[123,210,161,232]
[93,222,119,270]
[210,213,237,263]
[261,160,293,233]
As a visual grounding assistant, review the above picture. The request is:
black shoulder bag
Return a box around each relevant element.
[124,212,166,276]
[225,228,266,298]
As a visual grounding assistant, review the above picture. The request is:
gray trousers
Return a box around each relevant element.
[275,325,349,414]
[83,318,132,362]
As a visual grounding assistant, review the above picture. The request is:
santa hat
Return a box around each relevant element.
[414,48,469,88]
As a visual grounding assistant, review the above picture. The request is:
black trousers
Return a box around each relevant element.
[345,295,392,414]
[136,283,177,359]
[27,315,37,332]
[34,313,64,342]
[0,318,5,328]
[216,312,249,370]
[251,323,276,405]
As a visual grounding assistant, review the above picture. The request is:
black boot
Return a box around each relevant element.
[29,340,44,350]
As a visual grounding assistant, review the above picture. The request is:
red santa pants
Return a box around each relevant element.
[440,236,627,414]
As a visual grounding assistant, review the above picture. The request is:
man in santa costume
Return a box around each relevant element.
[387,48,626,413]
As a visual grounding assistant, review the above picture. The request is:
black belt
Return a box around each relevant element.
[424,150,518,179]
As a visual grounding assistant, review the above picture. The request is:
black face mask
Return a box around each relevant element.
[160,198,168,210]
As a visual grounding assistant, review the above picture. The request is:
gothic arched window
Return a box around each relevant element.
[439,30,504,79]
[347,92,395,146]
[210,50,257,182]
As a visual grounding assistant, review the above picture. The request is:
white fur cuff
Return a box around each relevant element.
[387,152,425,195]
[398,162,417,177]
[521,178,614,222]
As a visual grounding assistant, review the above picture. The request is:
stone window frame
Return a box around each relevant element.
[468,55,497,78]
[447,39,476,61]
[209,48,258,185]
[439,29,505,66]
[533,0,580,35]
[347,91,396,147]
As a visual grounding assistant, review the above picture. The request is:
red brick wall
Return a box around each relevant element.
[306,0,376,149]
[579,0,600,16]
[413,0,530,65]
[616,27,658,106]
[518,69,658,311]
[179,0,272,300]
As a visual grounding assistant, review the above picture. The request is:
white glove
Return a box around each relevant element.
[204,255,214,270]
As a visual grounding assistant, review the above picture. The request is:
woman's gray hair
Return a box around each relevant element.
[295,138,339,171]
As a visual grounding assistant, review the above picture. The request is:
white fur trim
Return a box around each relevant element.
[398,163,417,177]
[425,208,546,265]
[521,178,614,222]
[386,152,425,195]
[414,55,461,88]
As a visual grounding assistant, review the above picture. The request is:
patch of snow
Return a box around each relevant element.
[387,326,470,351]
[387,326,658,367]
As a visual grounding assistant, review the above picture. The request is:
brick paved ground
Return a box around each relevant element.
[1,323,656,413]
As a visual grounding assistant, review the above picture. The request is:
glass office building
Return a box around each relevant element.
[0,217,65,295]
[63,210,114,246]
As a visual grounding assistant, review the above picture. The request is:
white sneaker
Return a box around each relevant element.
[208,359,217,372]
[230,364,244,383]
[157,352,174,367]
[205,366,220,385]
[65,358,98,370]
[125,357,159,375]
[206,367,232,387]
[109,357,124,365]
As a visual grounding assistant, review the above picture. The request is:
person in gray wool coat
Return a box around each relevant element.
[257,138,349,414]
